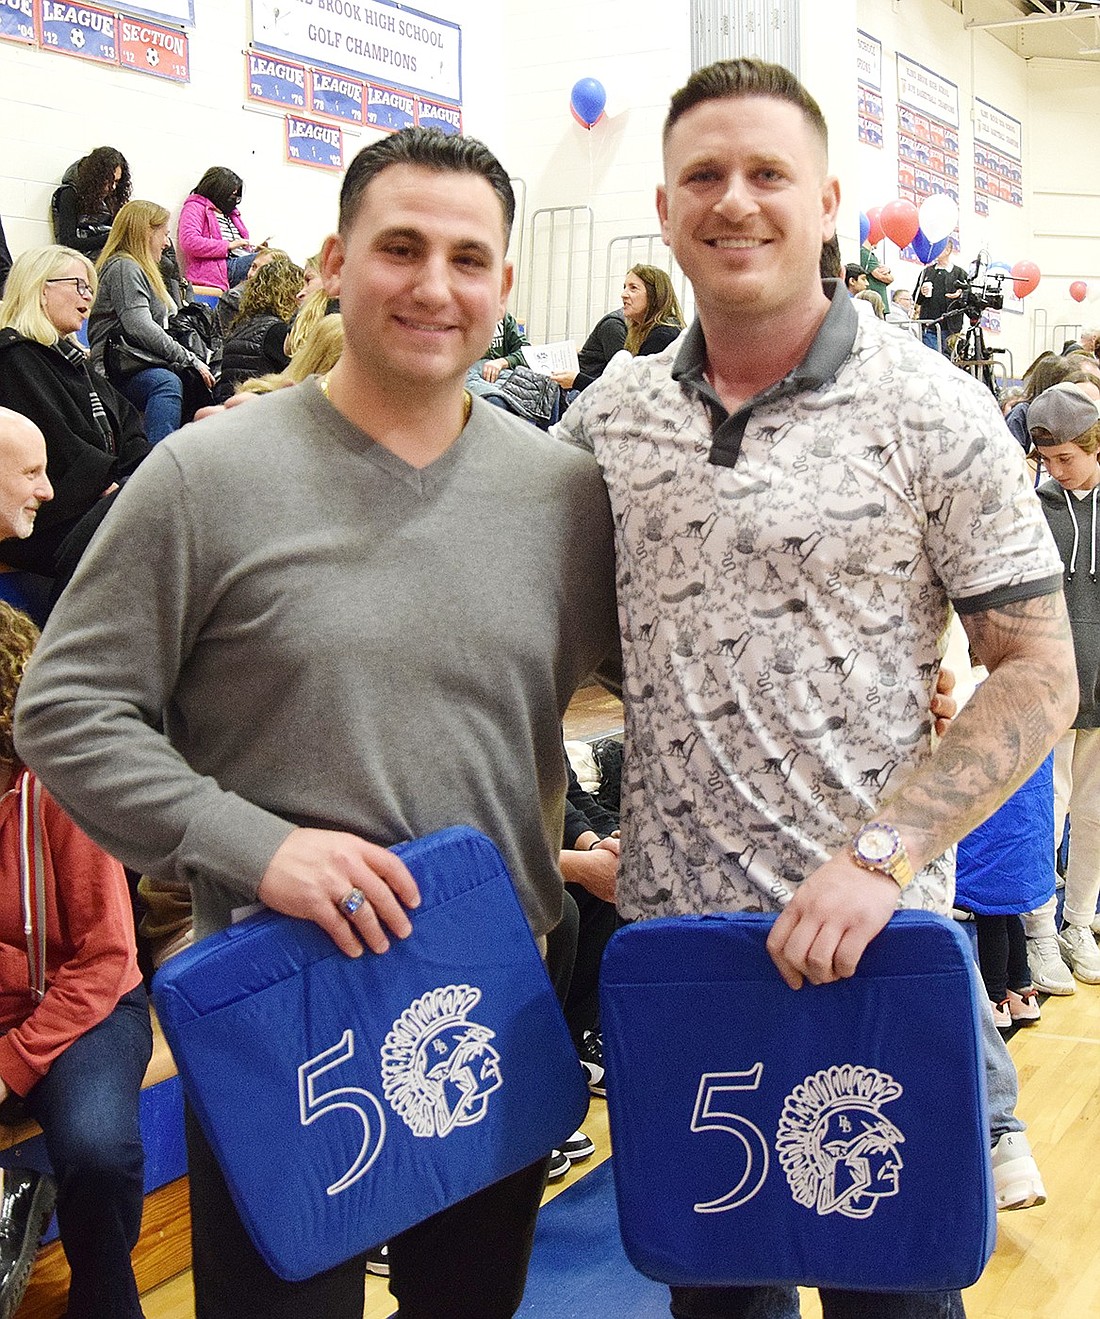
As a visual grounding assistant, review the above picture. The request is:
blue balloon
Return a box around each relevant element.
[928,237,949,261]
[859,211,870,245]
[910,228,935,264]
[570,77,607,128]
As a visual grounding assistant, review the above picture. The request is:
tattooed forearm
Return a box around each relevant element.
[877,591,1077,867]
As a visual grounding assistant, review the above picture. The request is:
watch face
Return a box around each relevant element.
[858,825,896,863]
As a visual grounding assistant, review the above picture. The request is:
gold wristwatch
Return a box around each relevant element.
[851,822,914,890]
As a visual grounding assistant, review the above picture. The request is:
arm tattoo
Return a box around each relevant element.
[879,591,1077,866]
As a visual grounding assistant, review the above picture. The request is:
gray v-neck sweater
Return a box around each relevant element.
[16,381,619,939]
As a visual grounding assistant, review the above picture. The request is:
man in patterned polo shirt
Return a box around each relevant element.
[555,58,1076,1319]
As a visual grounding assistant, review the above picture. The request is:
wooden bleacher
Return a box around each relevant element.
[1,1010,191,1319]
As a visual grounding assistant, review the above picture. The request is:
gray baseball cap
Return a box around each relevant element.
[1028,383,1100,444]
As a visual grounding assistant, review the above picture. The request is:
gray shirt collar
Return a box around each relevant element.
[671,280,858,468]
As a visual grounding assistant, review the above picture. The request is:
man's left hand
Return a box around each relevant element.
[765,855,901,990]
[481,357,509,382]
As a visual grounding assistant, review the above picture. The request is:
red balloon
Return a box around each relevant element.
[879,199,920,249]
[1011,260,1041,298]
[865,206,884,247]
[1070,280,1088,303]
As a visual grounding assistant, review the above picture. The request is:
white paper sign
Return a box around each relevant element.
[250,0,460,102]
[521,341,579,377]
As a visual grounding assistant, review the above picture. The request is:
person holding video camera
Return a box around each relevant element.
[913,237,968,355]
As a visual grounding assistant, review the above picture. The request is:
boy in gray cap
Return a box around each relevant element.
[1026,382,1100,986]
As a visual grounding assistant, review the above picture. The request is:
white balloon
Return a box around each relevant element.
[918,193,959,244]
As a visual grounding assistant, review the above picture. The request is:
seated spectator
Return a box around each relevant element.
[887,288,916,326]
[285,282,338,358]
[0,602,151,1319]
[570,265,685,393]
[89,201,215,444]
[214,256,303,402]
[0,247,150,578]
[177,168,266,293]
[240,312,343,395]
[855,288,885,318]
[215,246,290,335]
[472,312,530,383]
[50,147,130,263]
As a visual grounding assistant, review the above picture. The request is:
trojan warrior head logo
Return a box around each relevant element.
[380,985,502,1138]
[775,1065,904,1219]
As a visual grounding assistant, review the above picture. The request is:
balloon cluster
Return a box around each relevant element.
[570,77,606,130]
[859,193,1046,300]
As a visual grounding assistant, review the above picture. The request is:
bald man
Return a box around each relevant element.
[0,409,52,543]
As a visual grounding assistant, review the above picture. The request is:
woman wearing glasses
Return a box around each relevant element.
[0,245,150,579]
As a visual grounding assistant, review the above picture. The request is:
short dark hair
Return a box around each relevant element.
[339,128,515,241]
[844,263,864,289]
[664,58,828,156]
[192,167,244,216]
[819,236,842,280]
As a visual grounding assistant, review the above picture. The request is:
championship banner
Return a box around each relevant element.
[309,68,365,124]
[285,113,344,171]
[38,0,118,64]
[0,0,35,45]
[118,13,188,81]
[246,50,307,109]
[415,95,460,136]
[250,0,460,104]
[366,80,414,133]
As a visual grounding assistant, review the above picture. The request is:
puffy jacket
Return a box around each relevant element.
[177,193,250,291]
[215,314,290,402]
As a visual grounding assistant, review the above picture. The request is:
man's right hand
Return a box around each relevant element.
[258,827,421,957]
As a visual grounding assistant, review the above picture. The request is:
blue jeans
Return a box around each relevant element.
[22,986,152,1319]
[226,252,255,287]
[670,1285,965,1317]
[124,366,183,444]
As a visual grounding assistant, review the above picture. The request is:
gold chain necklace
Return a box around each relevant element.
[318,373,472,427]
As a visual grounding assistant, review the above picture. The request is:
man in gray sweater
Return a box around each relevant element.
[15,129,617,1319]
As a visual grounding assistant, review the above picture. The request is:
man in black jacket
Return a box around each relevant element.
[913,238,967,354]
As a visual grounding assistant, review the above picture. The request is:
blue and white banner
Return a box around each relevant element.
[0,0,35,45]
[310,68,365,124]
[250,0,460,104]
[39,1,117,65]
[415,95,460,136]
[246,50,307,109]
[285,114,344,172]
[366,80,414,133]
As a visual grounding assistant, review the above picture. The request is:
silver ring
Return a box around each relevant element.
[339,887,366,918]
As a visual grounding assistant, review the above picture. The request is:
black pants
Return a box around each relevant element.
[974,913,1030,1002]
[186,1106,549,1318]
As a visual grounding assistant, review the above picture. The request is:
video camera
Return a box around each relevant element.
[958,255,1005,323]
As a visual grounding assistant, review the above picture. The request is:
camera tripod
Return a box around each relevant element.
[951,315,998,394]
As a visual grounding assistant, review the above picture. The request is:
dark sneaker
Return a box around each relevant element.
[365,1242,390,1277]
[547,1149,570,1181]
[0,1168,56,1319]
[578,1030,606,1097]
[560,1129,595,1163]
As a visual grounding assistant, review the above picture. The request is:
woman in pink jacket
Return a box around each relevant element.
[177,167,263,292]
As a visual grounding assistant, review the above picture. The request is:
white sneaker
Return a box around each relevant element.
[991,1132,1047,1211]
[1028,934,1076,995]
[1057,923,1100,984]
